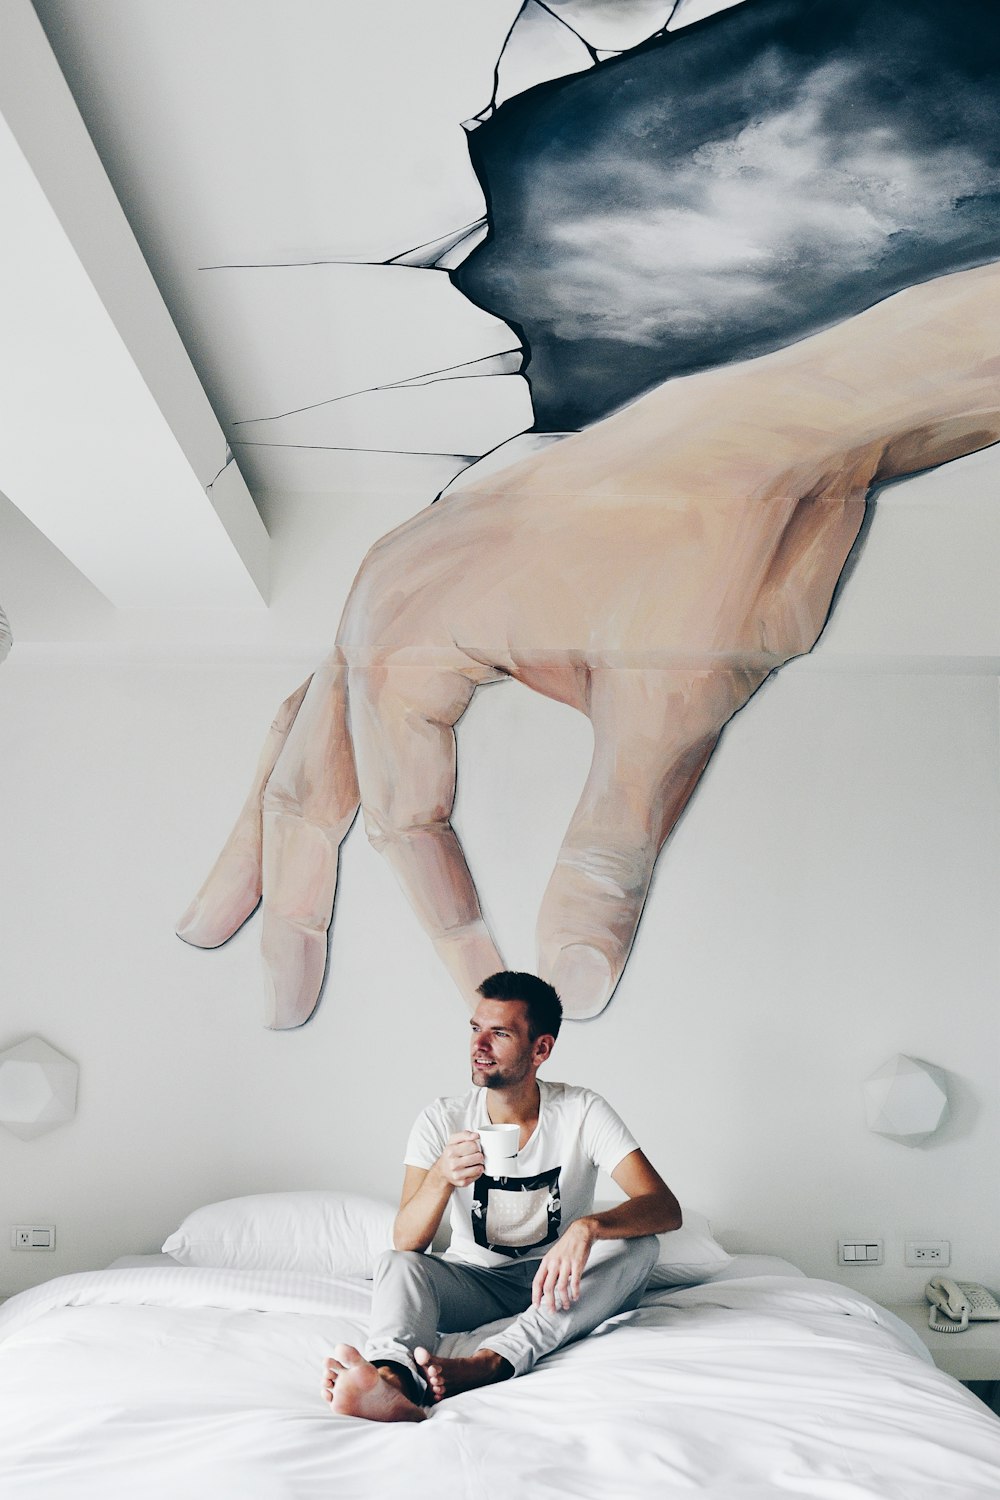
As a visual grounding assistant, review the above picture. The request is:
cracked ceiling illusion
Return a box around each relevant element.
[26,0,721,500]
[35,0,1000,491]
[5,0,999,659]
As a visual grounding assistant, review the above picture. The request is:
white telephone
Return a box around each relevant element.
[925,1277,1000,1333]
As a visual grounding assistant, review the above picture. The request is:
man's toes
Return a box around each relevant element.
[413,1348,443,1400]
[336,1345,367,1368]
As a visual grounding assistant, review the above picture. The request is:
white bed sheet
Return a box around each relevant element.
[105,1249,805,1278]
[2,1262,1000,1499]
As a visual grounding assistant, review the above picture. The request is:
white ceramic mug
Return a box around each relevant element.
[478,1122,519,1176]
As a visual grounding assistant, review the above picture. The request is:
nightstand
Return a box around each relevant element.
[887,1302,1000,1410]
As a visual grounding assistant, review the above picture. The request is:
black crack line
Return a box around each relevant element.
[205,456,232,489]
[663,0,683,30]
[386,219,487,266]
[230,349,525,428]
[531,1,601,64]
[430,438,528,504]
[197,258,452,273]
[431,429,578,510]
[487,0,532,114]
[230,440,483,459]
[199,257,363,270]
[534,1,681,60]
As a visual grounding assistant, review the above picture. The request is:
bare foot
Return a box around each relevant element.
[414,1345,513,1403]
[323,1344,427,1423]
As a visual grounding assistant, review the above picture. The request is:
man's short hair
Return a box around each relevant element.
[477,971,562,1041]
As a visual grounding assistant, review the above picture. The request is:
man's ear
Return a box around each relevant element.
[534,1033,555,1064]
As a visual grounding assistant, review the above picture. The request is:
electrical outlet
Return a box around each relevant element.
[10,1225,56,1250]
[905,1240,950,1268]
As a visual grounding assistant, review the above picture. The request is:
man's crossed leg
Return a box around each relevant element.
[323,1234,658,1421]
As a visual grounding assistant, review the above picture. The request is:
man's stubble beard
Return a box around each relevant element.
[472,1057,532,1090]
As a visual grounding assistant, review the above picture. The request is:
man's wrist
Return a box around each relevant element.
[573,1214,601,1243]
[427,1159,451,1192]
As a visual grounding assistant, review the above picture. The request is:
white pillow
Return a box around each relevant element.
[162,1190,396,1278]
[647,1208,732,1287]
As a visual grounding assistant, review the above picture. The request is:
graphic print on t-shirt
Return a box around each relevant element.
[471,1167,561,1258]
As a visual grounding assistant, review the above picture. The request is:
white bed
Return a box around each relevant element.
[3,1252,1000,1499]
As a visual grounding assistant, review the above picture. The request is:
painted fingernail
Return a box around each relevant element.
[175,898,202,938]
[549,945,614,1019]
[261,917,328,1029]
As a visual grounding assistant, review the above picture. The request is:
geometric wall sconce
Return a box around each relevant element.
[0,1036,79,1140]
[864,1054,949,1147]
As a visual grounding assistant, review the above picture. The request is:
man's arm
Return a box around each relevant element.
[531,1149,679,1311]
[392,1131,485,1251]
[584,1149,681,1240]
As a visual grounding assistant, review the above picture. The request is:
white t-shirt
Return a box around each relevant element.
[404,1079,640,1268]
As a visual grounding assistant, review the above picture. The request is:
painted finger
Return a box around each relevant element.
[350,659,505,1005]
[533,472,872,1020]
[259,654,361,1028]
[176,678,311,947]
[537,665,763,1019]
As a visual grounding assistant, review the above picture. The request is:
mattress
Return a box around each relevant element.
[2,1257,999,1499]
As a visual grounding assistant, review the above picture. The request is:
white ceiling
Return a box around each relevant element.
[27,0,531,494]
[0,0,269,621]
[1,0,997,660]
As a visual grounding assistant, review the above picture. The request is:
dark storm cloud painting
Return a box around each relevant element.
[455,0,1000,431]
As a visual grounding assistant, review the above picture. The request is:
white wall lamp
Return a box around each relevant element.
[0,1036,79,1140]
[864,1054,949,1146]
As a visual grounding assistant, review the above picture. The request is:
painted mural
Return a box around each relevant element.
[177,0,1000,1028]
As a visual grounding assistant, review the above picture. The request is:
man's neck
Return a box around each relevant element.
[485,1076,541,1127]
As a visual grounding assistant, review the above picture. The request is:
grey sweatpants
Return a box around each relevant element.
[364,1234,658,1387]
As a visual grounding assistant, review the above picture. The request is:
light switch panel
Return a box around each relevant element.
[838,1238,883,1266]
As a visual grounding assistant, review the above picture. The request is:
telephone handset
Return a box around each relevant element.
[925,1277,1000,1333]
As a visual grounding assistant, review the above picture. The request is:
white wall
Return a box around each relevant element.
[4,0,998,1311]
[2,542,998,1299]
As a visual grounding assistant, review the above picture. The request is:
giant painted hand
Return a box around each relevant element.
[177,263,1000,1026]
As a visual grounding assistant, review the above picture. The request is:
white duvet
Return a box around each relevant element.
[2,1266,1000,1499]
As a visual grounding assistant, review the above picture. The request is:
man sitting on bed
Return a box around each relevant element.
[322,970,681,1421]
